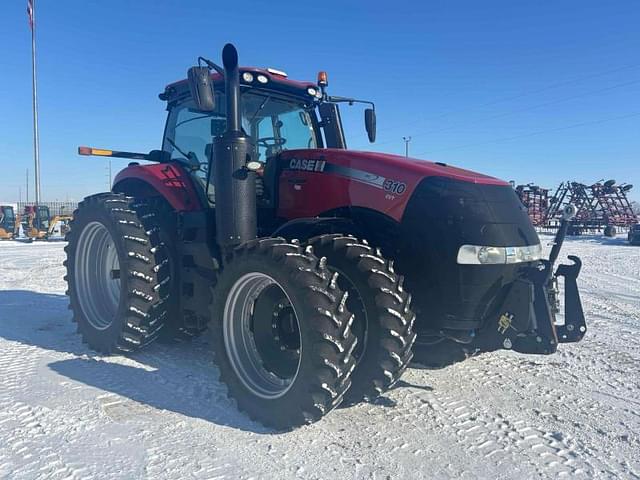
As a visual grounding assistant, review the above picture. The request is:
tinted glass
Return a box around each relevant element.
[163,91,318,171]
[1,207,14,220]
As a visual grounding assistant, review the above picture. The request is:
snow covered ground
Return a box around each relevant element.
[0,236,638,479]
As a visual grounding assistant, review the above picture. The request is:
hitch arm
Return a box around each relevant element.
[548,204,577,270]
[555,256,587,342]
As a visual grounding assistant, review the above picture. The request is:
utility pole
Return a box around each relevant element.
[402,136,412,157]
[28,0,42,205]
[26,169,29,203]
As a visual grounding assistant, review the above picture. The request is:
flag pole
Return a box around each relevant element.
[30,0,41,205]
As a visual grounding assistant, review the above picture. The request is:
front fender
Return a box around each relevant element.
[272,217,361,242]
[113,163,203,212]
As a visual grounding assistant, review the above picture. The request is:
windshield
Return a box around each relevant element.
[37,206,49,229]
[1,207,14,221]
[163,90,319,182]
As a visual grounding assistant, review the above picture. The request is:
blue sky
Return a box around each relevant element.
[1,0,638,202]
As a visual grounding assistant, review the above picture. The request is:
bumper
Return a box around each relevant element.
[469,255,586,354]
[401,176,587,355]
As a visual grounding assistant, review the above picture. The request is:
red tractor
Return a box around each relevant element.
[65,44,586,429]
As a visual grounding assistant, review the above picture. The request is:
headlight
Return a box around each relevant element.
[242,72,254,82]
[256,74,268,84]
[457,243,542,265]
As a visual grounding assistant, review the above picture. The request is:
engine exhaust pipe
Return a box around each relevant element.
[213,43,257,250]
[223,44,241,133]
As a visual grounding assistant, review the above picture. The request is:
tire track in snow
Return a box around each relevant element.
[1,236,639,479]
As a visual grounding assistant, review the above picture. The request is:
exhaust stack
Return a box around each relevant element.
[213,43,257,249]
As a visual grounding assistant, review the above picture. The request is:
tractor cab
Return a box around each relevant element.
[23,205,51,238]
[159,67,374,208]
[0,205,16,239]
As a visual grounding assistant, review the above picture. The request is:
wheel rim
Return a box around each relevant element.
[74,221,121,330]
[223,273,302,399]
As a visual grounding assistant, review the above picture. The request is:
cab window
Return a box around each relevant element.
[37,206,49,230]
[163,94,226,184]
[162,90,320,201]
[241,94,318,162]
[1,207,14,221]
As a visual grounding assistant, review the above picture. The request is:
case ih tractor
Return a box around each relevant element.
[65,44,586,429]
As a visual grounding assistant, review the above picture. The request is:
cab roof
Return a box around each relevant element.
[161,67,319,103]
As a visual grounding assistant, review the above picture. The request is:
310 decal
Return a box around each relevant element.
[383,179,407,195]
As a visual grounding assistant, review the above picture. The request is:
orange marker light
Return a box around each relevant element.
[317,71,328,87]
[91,148,113,156]
[78,146,113,156]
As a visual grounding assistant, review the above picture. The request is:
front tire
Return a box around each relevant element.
[65,193,171,353]
[306,234,416,405]
[604,225,617,237]
[209,238,358,429]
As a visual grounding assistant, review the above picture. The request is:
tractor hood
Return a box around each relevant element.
[333,150,508,186]
[279,148,508,190]
[277,148,514,223]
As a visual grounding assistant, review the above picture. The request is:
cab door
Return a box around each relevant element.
[36,206,50,230]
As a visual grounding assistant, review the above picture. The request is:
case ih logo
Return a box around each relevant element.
[287,158,407,195]
[288,158,326,172]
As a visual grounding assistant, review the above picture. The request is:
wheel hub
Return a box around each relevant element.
[271,301,300,351]
[74,221,121,330]
[223,273,302,399]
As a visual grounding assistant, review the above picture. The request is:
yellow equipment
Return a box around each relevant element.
[21,205,73,240]
[0,205,17,240]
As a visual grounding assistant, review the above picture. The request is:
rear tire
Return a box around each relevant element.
[306,234,416,405]
[604,225,617,237]
[209,238,358,429]
[64,193,171,353]
[142,197,184,341]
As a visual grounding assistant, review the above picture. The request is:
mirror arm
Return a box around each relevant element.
[326,95,375,111]
[198,56,224,76]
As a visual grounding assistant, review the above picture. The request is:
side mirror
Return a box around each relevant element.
[187,66,215,111]
[365,108,376,143]
[147,150,171,163]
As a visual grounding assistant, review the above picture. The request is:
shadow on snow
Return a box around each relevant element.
[0,289,434,432]
[0,289,268,433]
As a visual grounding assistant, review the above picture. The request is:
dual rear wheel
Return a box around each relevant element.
[210,235,416,427]
[65,195,416,428]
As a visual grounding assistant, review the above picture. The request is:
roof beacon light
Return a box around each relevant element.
[317,71,328,87]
